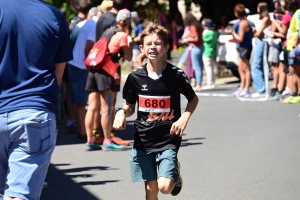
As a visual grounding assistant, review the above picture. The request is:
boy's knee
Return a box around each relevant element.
[157,180,174,194]
[145,182,159,195]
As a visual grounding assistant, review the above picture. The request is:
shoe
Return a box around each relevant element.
[231,88,243,97]
[193,87,202,92]
[281,95,294,104]
[93,130,104,145]
[289,96,300,104]
[77,134,87,143]
[282,88,290,96]
[251,92,265,98]
[269,88,277,97]
[103,142,126,151]
[111,137,130,146]
[64,124,77,134]
[201,84,215,90]
[43,182,48,190]
[269,92,283,101]
[85,143,102,151]
[171,162,183,196]
[239,89,250,97]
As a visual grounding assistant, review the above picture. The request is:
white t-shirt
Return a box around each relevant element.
[69,16,98,69]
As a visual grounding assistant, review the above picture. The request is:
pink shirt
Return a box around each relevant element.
[282,13,292,47]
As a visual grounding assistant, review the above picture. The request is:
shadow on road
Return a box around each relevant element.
[41,164,118,200]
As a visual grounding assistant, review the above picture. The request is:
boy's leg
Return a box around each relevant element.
[156,148,182,196]
[145,180,159,200]
[130,149,158,199]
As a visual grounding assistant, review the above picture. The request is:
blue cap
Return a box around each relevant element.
[204,19,215,28]
[290,47,300,58]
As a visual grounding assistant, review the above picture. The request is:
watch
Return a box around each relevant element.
[115,108,126,115]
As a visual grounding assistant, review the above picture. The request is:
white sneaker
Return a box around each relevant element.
[282,88,290,96]
[201,84,215,90]
[251,93,266,98]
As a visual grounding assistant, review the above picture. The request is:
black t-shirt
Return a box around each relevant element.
[95,12,117,41]
[123,62,196,152]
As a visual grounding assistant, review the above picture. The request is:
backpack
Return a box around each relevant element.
[85,26,124,77]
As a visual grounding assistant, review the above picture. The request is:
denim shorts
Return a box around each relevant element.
[68,64,88,105]
[129,148,179,183]
[0,109,56,200]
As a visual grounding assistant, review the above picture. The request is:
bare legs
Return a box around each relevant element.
[238,58,251,90]
[144,178,176,200]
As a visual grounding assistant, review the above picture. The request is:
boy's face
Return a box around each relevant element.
[139,34,169,62]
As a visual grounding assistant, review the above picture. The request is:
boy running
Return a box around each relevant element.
[113,25,199,199]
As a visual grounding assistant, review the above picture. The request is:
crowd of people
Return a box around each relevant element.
[227,0,300,103]
[2,0,300,199]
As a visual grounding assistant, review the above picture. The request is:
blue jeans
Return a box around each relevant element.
[251,38,266,93]
[130,148,179,183]
[177,47,189,68]
[0,109,56,200]
[191,45,204,85]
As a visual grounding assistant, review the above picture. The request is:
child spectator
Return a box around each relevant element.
[202,19,218,90]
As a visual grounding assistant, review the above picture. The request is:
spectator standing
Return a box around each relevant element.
[227,4,254,97]
[269,0,293,101]
[85,9,133,151]
[251,2,271,98]
[68,7,98,143]
[202,19,218,90]
[0,0,72,199]
[131,11,144,68]
[282,0,300,104]
[92,0,129,147]
[187,18,204,92]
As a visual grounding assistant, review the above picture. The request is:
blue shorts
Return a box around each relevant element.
[0,109,56,200]
[130,148,179,183]
[68,64,88,105]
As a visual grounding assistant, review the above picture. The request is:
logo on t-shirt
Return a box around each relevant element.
[141,84,148,91]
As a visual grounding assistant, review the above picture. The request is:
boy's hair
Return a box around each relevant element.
[140,24,168,46]
[113,0,128,11]
[234,3,246,18]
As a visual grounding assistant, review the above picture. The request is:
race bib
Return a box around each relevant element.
[138,95,171,113]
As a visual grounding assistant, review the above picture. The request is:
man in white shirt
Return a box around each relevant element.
[68,7,98,142]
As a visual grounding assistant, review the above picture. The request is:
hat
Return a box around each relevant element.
[116,9,131,24]
[290,47,300,58]
[131,11,139,21]
[97,0,113,12]
[204,19,215,28]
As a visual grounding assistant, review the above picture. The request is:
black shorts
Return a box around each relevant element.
[85,69,115,92]
[237,47,252,60]
[282,49,290,73]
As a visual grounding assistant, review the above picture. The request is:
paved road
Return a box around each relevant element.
[41,79,300,200]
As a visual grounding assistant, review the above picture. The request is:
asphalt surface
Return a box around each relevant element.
[41,78,300,200]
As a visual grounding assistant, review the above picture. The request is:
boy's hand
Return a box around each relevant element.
[170,116,189,137]
[113,111,126,130]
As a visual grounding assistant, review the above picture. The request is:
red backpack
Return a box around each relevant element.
[85,26,124,77]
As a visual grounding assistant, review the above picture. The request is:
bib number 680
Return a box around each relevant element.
[145,99,166,108]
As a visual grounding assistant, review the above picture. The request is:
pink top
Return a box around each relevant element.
[108,32,128,54]
[282,13,292,47]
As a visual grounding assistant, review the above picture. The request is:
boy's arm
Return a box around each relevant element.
[170,95,199,136]
[113,103,136,130]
